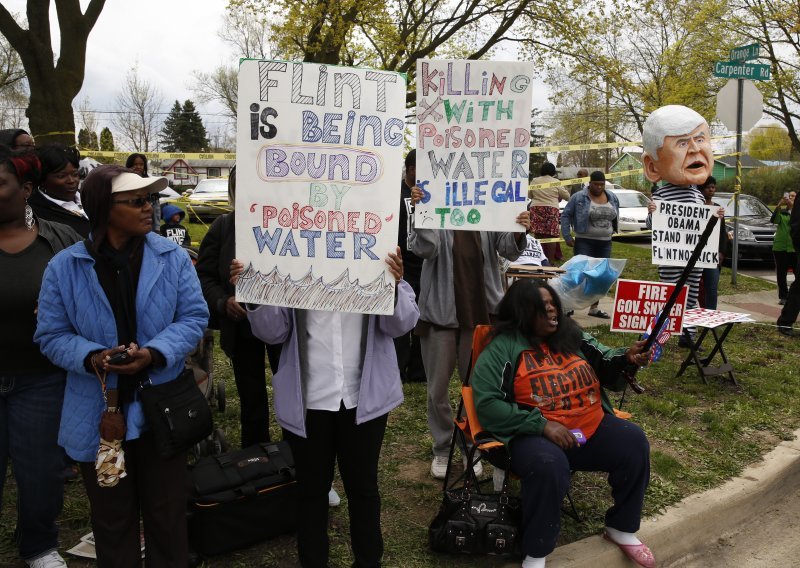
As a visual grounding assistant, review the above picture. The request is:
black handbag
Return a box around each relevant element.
[139,368,213,459]
[428,449,521,556]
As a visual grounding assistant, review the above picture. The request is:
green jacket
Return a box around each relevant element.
[471,330,633,446]
[771,208,795,253]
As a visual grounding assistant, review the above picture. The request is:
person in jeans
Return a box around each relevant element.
[560,170,620,318]
[771,191,796,305]
[0,149,81,568]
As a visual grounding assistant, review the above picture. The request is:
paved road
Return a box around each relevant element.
[668,481,800,567]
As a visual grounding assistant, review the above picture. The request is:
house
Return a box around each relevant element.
[712,155,767,181]
[157,159,235,187]
[609,152,768,187]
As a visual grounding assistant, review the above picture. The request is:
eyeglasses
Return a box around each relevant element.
[112,194,159,208]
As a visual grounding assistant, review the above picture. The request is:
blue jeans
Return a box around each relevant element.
[573,237,612,259]
[0,370,66,559]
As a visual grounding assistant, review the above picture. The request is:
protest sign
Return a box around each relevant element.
[683,308,754,328]
[611,279,688,333]
[235,60,406,314]
[414,59,534,231]
[650,201,721,268]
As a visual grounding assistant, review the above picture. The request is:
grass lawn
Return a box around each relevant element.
[1,229,787,567]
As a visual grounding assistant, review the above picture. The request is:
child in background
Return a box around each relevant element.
[160,204,191,247]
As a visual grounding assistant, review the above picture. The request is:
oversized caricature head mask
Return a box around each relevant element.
[642,105,713,186]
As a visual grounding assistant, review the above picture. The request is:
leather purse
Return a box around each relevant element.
[138,368,213,459]
[429,448,521,556]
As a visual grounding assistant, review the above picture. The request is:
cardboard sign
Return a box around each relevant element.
[234,60,406,314]
[610,279,688,333]
[651,201,721,268]
[414,59,534,231]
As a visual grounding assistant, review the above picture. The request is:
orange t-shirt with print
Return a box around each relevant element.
[513,345,604,439]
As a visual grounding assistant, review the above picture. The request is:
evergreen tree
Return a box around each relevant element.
[89,131,99,150]
[159,99,208,152]
[77,128,91,149]
[99,127,114,151]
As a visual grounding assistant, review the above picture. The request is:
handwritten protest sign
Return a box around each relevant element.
[414,59,534,231]
[651,201,721,268]
[235,60,406,314]
[611,279,688,333]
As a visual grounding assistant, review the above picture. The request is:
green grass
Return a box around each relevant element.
[1,232,789,567]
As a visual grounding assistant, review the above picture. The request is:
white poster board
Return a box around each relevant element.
[414,59,534,231]
[651,201,721,268]
[235,60,406,314]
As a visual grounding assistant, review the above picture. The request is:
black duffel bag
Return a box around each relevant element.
[187,441,299,557]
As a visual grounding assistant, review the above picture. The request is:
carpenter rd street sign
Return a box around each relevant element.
[713,60,771,80]
[730,43,760,62]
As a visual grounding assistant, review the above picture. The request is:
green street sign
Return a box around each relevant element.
[713,60,771,80]
[730,43,760,62]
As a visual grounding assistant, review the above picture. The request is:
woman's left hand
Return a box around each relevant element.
[385,247,403,282]
[105,343,153,375]
[625,339,651,367]
[716,206,725,218]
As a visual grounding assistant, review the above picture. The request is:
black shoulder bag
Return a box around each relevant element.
[139,368,213,459]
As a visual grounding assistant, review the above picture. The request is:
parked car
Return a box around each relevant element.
[184,179,229,222]
[713,192,775,263]
[608,188,651,234]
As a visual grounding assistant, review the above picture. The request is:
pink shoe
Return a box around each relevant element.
[603,533,656,567]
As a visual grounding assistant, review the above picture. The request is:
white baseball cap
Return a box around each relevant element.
[110,172,168,194]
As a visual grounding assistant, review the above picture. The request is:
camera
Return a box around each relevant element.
[784,192,790,199]
[107,350,132,365]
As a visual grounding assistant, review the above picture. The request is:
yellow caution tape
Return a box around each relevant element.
[83,150,237,161]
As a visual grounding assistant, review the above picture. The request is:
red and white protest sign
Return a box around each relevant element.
[610,279,688,333]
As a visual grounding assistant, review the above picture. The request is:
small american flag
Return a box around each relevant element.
[643,312,672,363]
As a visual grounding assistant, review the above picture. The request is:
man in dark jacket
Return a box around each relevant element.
[394,150,426,382]
[777,195,800,336]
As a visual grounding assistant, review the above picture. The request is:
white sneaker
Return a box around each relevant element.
[493,467,506,492]
[431,455,449,479]
[328,487,341,507]
[26,550,67,568]
[463,455,484,477]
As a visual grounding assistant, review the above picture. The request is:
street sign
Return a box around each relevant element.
[730,43,760,62]
[716,79,763,131]
[713,60,771,80]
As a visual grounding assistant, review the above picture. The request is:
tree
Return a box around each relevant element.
[159,100,208,152]
[231,0,545,103]
[192,4,275,122]
[746,124,793,161]
[0,0,106,146]
[541,0,734,138]
[112,65,163,151]
[729,0,800,155]
[99,126,114,151]
[77,127,91,148]
[0,32,27,128]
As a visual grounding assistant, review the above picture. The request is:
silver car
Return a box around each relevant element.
[185,179,229,222]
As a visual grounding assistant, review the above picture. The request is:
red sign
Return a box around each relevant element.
[610,279,688,333]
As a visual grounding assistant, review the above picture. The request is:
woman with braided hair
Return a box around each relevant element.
[0,149,81,568]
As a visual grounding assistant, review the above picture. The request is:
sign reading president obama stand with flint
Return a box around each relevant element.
[234,60,406,314]
[415,59,534,231]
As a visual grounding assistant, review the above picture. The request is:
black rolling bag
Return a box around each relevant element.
[187,441,299,556]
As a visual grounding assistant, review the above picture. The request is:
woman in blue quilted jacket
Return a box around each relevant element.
[35,165,208,568]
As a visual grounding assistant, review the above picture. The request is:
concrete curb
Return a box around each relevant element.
[544,428,800,567]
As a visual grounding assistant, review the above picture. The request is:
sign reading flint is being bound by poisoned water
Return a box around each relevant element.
[415,59,534,231]
[235,59,406,314]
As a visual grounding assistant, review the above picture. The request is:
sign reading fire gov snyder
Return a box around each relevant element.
[611,279,688,333]
[415,59,534,231]
[235,60,406,314]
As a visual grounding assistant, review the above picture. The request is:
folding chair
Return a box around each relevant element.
[444,325,581,521]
